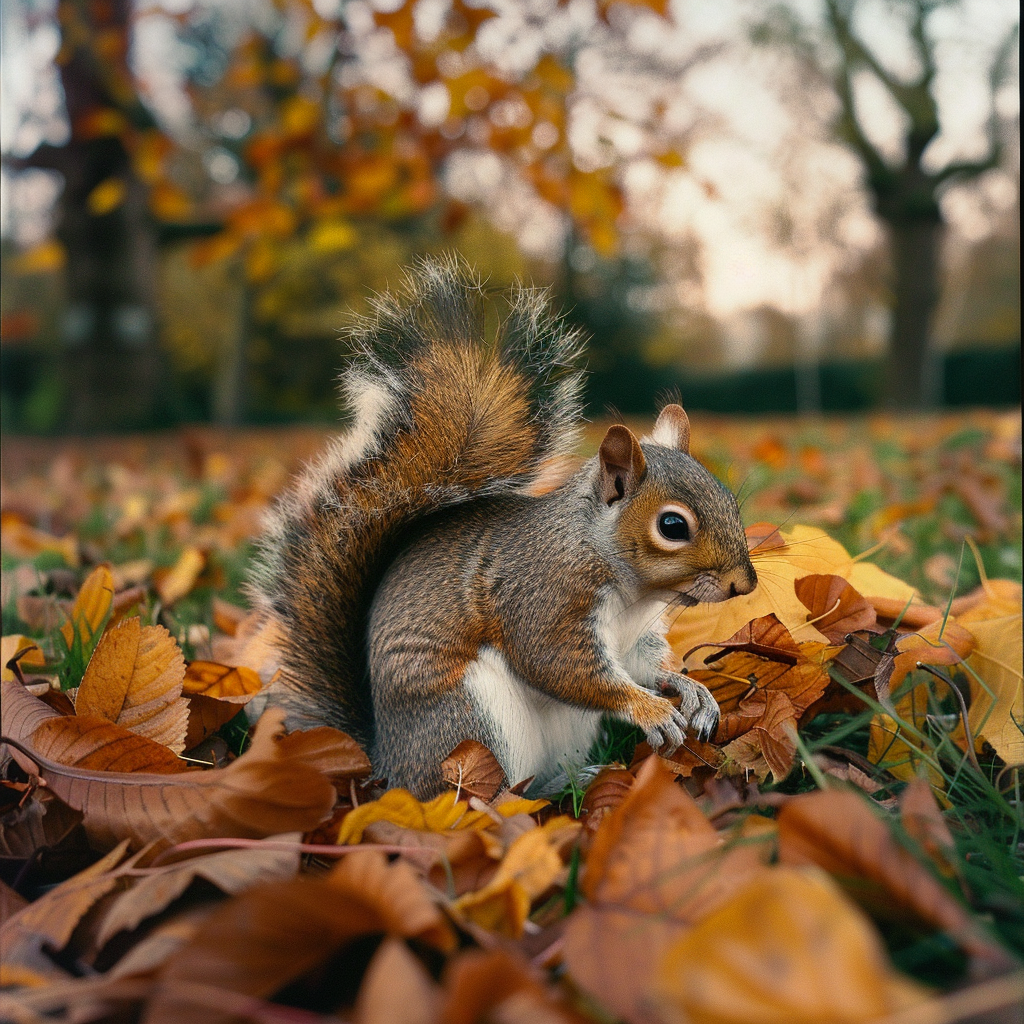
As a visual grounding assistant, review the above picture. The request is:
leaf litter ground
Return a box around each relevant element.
[1,409,1021,1023]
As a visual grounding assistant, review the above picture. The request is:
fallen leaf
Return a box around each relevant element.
[145,851,454,1024]
[31,714,189,774]
[685,613,801,665]
[3,684,341,850]
[60,564,114,649]
[955,580,1023,764]
[1,635,45,682]
[75,618,189,753]
[338,788,514,844]
[441,948,581,1024]
[183,693,247,751]
[794,574,878,644]
[355,936,442,1024]
[154,547,206,606]
[453,817,579,937]
[720,690,799,781]
[95,835,302,949]
[668,525,918,660]
[0,840,130,985]
[442,739,506,800]
[182,660,262,698]
[777,789,1009,972]
[654,867,930,1024]
[562,758,771,1023]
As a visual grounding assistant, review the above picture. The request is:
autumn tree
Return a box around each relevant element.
[761,0,1018,408]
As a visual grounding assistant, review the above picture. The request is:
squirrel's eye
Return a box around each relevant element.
[657,511,690,542]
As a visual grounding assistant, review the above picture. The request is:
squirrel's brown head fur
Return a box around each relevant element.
[597,405,757,603]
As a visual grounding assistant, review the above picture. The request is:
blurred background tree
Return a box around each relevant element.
[1,0,1019,431]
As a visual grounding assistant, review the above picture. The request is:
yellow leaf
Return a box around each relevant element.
[957,581,1023,764]
[452,817,579,937]
[1,635,45,682]
[337,789,499,845]
[11,240,67,274]
[669,525,917,663]
[308,219,357,254]
[0,515,79,566]
[154,547,206,606]
[75,617,189,754]
[61,565,114,650]
[654,868,931,1024]
[87,177,127,217]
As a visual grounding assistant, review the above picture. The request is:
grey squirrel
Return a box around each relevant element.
[248,257,757,796]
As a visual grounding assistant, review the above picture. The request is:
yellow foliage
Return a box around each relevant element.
[87,178,127,217]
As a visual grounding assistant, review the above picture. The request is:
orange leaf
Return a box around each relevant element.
[563,758,771,1023]
[655,868,930,1024]
[75,618,189,754]
[154,547,206,606]
[182,661,262,698]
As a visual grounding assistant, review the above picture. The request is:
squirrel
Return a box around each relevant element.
[247,257,757,797]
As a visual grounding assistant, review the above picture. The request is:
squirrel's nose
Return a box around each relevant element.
[727,567,758,598]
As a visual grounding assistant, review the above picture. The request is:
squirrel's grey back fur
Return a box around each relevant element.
[248,256,587,744]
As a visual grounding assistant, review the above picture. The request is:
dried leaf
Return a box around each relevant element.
[145,851,454,1024]
[355,936,442,1024]
[442,739,506,800]
[3,684,340,850]
[95,835,302,949]
[453,817,579,937]
[685,613,801,665]
[339,788,519,845]
[31,715,189,774]
[955,580,1023,764]
[76,618,189,753]
[1,635,45,682]
[60,564,114,649]
[182,660,262,698]
[183,693,246,751]
[562,758,770,1023]
[154,546,206,606]
[777,789,1009,971]
[794,574,878,644]
[669,525,918,660]
[0,840,130,983]
[654,868,930,1024]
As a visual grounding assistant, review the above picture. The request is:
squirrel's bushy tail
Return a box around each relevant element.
[249,256,586,743]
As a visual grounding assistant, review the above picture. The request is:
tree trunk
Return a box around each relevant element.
[884,217,943,409]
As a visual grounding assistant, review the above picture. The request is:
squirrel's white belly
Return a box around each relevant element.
[462,646,602,793]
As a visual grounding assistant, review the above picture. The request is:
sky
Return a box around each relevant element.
[1,0,1019,338]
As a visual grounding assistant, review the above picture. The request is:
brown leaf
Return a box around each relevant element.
[146,851,454,1024]
[0,839,130,984]
[355,936,442,1024]
[562,757,771,1023]
[441,740,506,800]
[95,836,301,949]
[899,778,958,878]
[795,574,878,644]
[441,948,580,1024]
[579,767,635,835]
[0,788,84,859]
[183,693,246,751]
[745,521,786,553]
[685,612,802,665]
[211,597,248,637]
[777,789,1011,972]
[75,618,189,753]
[4,683,340,851]
[721,690,799,782]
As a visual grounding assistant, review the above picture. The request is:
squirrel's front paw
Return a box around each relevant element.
[653,673,720,744]
[642,702,689,755]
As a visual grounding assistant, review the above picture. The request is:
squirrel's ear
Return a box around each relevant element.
[598,425,646,505]
[648,404,690,454]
